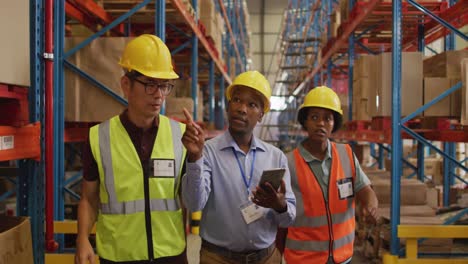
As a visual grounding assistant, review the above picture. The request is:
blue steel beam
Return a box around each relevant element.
[444,208,468,225]
[417,142,425,181]
[20,2,45,263]
[355,23,382,40]
[54,0,66,251]
[425,45,438,55]
[63,171,83,186]
[443,142,455,206]
[156,0,166,114]
[356,41,378,55]
[347,0,356,122]
[406,0,467,41]
[455,175,468,185]
[332,52,346,63]
[330,62,348,75]
[0,189,15,202]
[209,60,215,124]
[217,76,225,130]
[155,0,165,41]
[326,0,333,87]
[348,34,354,121]
[167,23,191,38]
[65,0,152,59]
[171,40,191,55]
[378,144,384,169]
[64,60,128,106]
[64,188,81,201]
[444,0,456,50]
[417,24,425,52]
[402,82,461,123]
[401,126,468,172]
[390,0,403,255]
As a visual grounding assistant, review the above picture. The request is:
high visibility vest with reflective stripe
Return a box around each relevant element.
[89,115,187,262]
[284,143,356,264]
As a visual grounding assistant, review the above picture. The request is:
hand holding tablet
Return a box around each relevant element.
[259,168,286,190]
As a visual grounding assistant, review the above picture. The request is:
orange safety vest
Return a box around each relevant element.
[284,142,356,264]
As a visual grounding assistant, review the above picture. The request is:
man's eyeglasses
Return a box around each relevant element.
[131,77,174,96]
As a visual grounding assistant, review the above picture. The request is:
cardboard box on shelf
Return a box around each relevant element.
[65,37,130,122]
[368,52,423,116]
[423,50,468,79]
[0,216,33,264]
[426,187,440,208]
[352,77,372,120]
[0,0,30,86]
[353,55,375,80]
[408,157,443,185]
[165,97,194,121]
[372,178,427,205]
[165,95,203,122]
[199,0,215,20]
[423,78,461,117]
[377,205,436,217]
[353,98,371,121]
[353,77,372,99]
[354,144,371,166]
[337,93,350,123]
[364,169,390,182]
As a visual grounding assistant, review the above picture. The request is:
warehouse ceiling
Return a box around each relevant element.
[246,0,288,86]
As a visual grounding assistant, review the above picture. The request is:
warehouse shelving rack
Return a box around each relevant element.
[0,1,250,263]
[270,0,468,261]
[0,1,46,263]
[259,0,332,150]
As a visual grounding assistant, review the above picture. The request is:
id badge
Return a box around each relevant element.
[337,178,354,199]
[240,200,265,225]
[151,159,175,178]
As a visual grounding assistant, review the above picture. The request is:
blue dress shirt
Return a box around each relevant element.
[182,131,296,252]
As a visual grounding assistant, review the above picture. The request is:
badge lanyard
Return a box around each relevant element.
[232,148,256,196]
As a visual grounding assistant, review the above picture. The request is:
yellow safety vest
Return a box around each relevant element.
[89,115,186,261]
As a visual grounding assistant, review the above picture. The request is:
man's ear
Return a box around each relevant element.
[121,75,131,98]
[258,111,264,123]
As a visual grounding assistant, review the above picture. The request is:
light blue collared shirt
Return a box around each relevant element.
[182,131,296,252]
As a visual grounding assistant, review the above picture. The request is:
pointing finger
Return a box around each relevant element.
[182,108,194,123]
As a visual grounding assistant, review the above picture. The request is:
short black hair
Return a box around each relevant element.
[125,70,143,79]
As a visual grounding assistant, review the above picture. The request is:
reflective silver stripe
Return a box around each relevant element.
[286,152,307,226]
[101,198,180,214]
[169,118,183,193]
[99,120,117,206]
[333,232,355,249]
[294,214,329,227]
[335,144,351,179]
[286,237,330,252]
[335,143,355,209]
[331,207,355,224]
[285,231,354,252]
[332,144,354,224]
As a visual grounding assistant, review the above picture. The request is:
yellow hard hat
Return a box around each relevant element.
[119,34,179,79]
[226,71,272,113]
[298,86,343,132]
